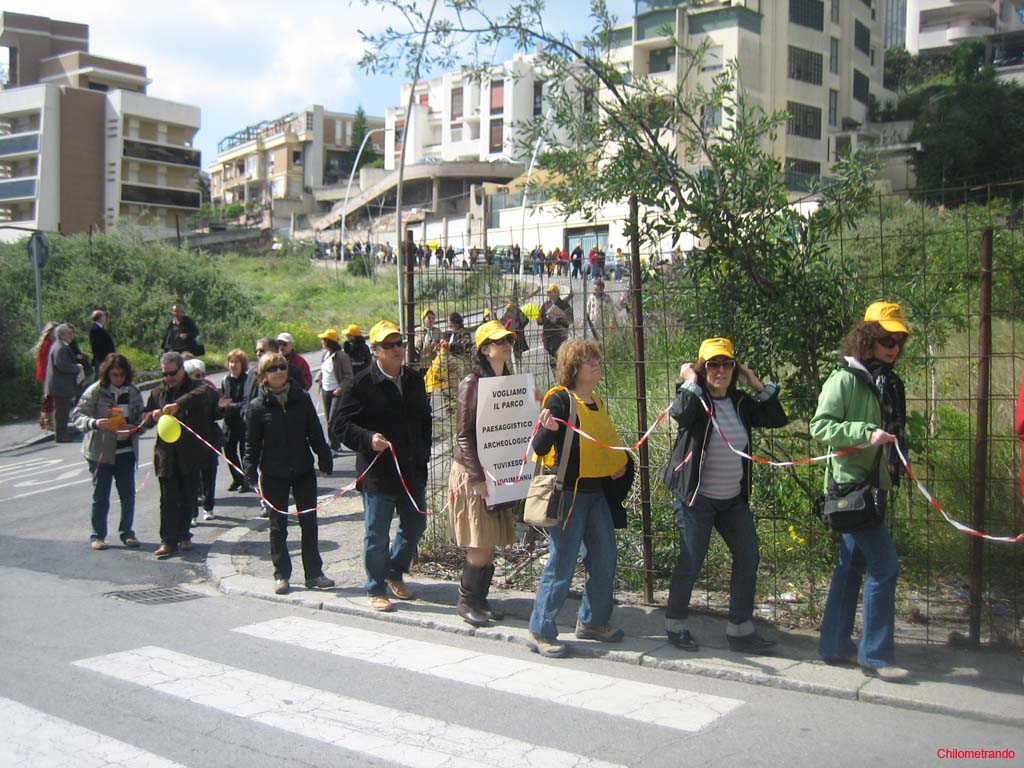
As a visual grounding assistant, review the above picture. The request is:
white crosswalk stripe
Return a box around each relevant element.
[73,646,625,768]
[233,616,743,732]
[0,696,186,768]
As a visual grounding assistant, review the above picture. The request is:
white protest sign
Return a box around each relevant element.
[476,373,540,505]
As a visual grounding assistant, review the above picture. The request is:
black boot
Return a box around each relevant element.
[479,564,504,621]
[457,564,490,627]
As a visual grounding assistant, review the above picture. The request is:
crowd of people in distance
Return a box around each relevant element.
[39,292,916,682]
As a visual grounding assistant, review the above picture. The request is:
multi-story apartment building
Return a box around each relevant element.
[604,0,888,183]
[0,12,202,241]
[385,53,555,168]
[905,0,1024,54]
[207,106,385,230]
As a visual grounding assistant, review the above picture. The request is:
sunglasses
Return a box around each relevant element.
[484,337,513,347]
[705,360,736,371]
[877,335,906,349]
[264,364,288,373]
[378,341,404,350]
[161,368,181,377]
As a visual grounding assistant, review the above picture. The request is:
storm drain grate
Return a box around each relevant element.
[105,587,207,605]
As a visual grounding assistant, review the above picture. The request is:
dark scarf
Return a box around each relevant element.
[866,359,907,486]
[263,381,291,410]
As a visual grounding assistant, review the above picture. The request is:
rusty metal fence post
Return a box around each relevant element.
[970,226,992,645]
[628,194,655,603]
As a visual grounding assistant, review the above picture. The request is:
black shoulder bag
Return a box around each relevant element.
[816,448,884,533]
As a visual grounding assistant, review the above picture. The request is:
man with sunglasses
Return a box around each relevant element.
[333,320,432,612]
[660,337,787,654]
[143,352,218,558]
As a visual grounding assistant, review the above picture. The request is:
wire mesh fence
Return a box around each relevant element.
[405,183,1024,648]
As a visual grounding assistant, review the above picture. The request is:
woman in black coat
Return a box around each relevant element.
[244,352,334,596]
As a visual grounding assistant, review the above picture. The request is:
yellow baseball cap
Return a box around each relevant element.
[318,328,340,343]
[421,308,435,321]
[698,337,734,361]
[864,301,910,335]
[474,320,515,349]
[546,284,560,293]
[344,324,362,337]
[368,320,401,344]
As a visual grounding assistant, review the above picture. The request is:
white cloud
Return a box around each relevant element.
[14,0,634,165]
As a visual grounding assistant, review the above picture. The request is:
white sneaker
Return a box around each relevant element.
[203,511,215,521]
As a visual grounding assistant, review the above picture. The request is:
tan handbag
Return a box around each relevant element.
[523,394,576,527]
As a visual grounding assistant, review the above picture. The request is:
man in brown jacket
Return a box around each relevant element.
[144,352,217,558]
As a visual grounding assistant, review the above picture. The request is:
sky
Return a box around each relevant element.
[16,0,636,169]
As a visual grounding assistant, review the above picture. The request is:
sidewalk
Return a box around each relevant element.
[207,491,1024,728]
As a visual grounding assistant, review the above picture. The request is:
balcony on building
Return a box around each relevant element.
[122,138,199,168]
[120,182,201,210]
[0,176,36,201]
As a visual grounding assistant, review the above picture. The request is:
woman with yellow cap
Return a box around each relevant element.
[810,302,910,681]
[526,339,634,658]
[448,320,522,626]
[661,337,787,654]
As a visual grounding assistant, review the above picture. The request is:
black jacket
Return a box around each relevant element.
[344,336,373,378]
[243,385,331,484]
[220,372,248,439]
[144,375,216,478]
[333,363,431,495]
[89,323,115,370]
[161,315,200,354]
[661,380,787,504]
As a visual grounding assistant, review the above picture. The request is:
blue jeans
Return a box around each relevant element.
[529,490,617,638]
[362,489,427,596]
[818,521,899,668]
[88,453,136,542]
[665,494,760,626]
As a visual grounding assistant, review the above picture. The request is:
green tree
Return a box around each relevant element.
[910,72,1024,191]
[348,105,377,173]
[360,0,879,403]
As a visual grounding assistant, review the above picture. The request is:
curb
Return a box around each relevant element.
[0,431,54,454]
[205,521,1024,729]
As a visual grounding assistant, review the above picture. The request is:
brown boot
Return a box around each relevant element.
[480,564,504,621]
[456,564,490,627]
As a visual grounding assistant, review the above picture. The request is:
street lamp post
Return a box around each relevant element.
[340,127,387,261]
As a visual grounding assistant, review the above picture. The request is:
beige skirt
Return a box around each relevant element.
[447,461,516,548]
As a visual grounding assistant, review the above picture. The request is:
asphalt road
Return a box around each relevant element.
[1,429,1021,767]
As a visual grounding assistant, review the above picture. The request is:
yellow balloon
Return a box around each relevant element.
[157,414,182,443]
[522,302,541,321]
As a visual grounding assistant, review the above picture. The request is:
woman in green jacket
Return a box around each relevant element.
[809,302,910,682]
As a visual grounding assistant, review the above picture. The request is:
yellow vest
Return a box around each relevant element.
[538,386,627,478]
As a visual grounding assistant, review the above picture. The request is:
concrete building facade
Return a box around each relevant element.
[905,0,1024,54]
[207,106,385,231]
[0,12,202,241]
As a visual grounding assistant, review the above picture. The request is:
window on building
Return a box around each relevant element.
[854,20,870,54]
[834,134,852,160]
[831,0,839,23]
[583,89,596,114]
[786,157,821,176]
[787,101,822,139]
[790,0,825,30]
[788,46,824,85]
[870,46,876,67]
[418,93,429,106]
[292,150,302,166]
[394,120,404,152]
[490,80,504,115]
[489,118,503,153]
[88,82,109,92]
[649,46,676,74]
[451,87,464,120]
[828,88,838,126]
[830,37,840,74]
[451,125,462,142]
[701,46,724,72]
[700,105,722,131]
[533,81,544,117]
[305,112,314,131]
[852,69,870,104]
